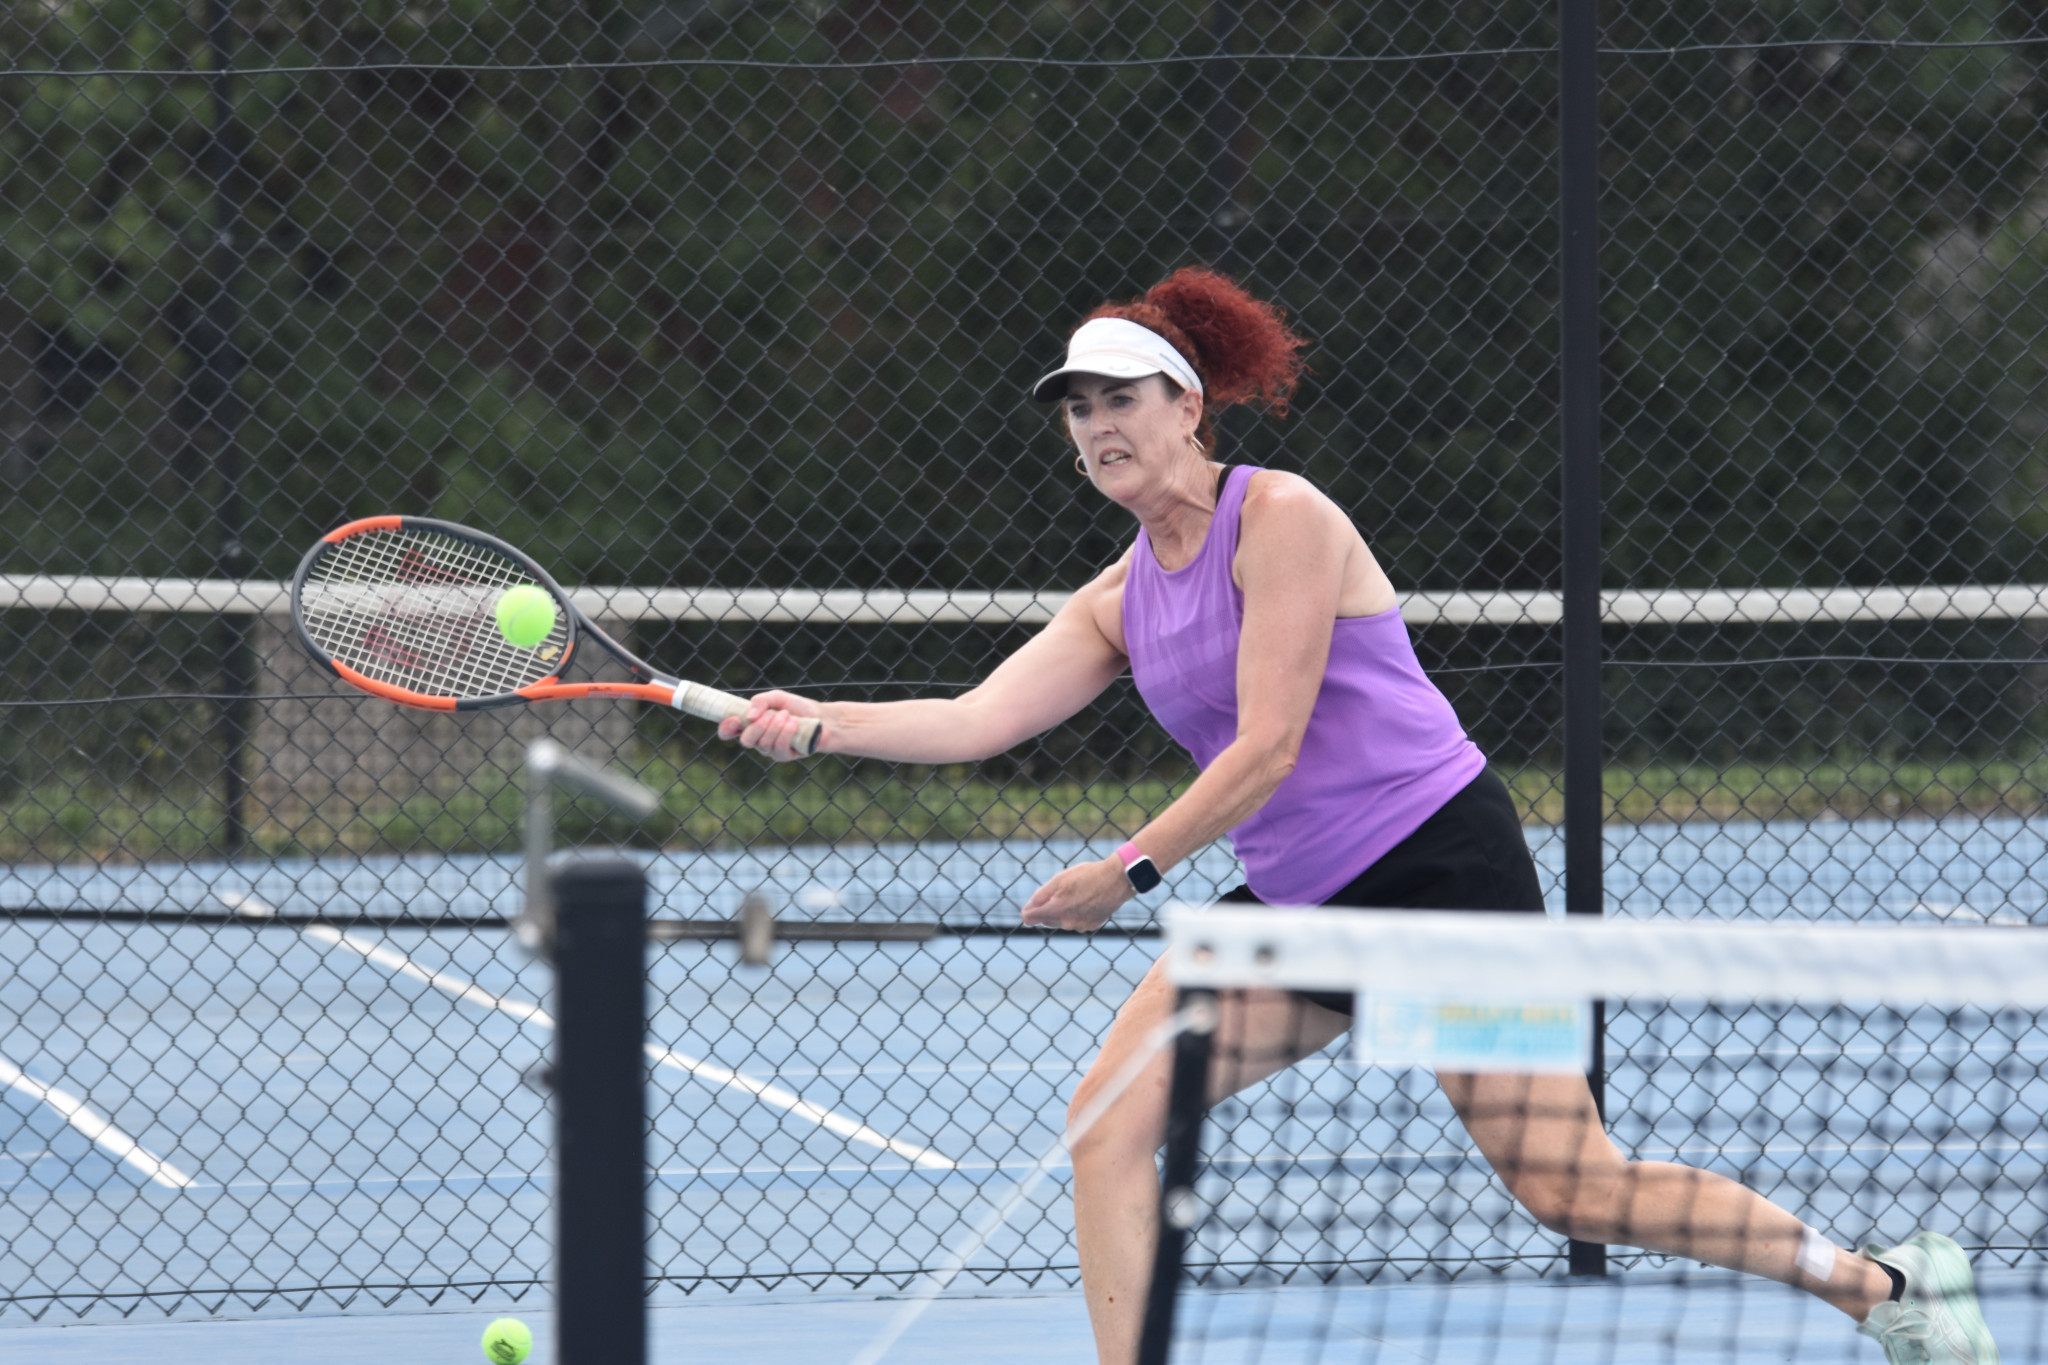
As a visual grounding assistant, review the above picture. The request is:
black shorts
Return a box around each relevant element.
[1217,769,1545,1016]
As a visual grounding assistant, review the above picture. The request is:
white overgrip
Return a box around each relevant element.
[670,679,821,755]
[669,679,748,722]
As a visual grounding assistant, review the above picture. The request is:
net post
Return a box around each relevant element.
[1137,989,1217,1365]
[552,856,648,1365]
[1568,997,1608,1276]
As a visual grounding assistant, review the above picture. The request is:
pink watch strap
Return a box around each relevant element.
[1116,840,1145,868]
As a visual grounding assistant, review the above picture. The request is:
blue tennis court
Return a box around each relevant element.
[10,1270,2048,1363]
[1,1287,1100,1364]
[6,812,2048,1362]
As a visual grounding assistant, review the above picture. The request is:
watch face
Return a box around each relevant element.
[1125,856,1162,894]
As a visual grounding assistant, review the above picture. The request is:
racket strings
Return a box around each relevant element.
[300,529,570,700]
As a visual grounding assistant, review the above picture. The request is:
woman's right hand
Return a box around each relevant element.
[720,689,825,762]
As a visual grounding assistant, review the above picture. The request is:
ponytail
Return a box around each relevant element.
[1084,267,1308,416]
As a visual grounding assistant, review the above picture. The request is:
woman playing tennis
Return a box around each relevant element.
[725,268,1996,1365]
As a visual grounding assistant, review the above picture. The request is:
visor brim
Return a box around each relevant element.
[1030,356,1168,402]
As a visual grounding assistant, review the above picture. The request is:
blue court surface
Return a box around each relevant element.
[1164,1266,2048,1363]
[0,1285,1105,1358]
[0,1286,1097,1364]
[8,1269,2048,1363]
[5,813,2048,1359]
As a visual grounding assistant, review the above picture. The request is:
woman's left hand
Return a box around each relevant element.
[1020,858,1133,931]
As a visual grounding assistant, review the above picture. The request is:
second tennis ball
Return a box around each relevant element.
[481,1317,532,1364]
[495,585,558,649]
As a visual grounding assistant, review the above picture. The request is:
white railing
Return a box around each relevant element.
[9,574,2048,628]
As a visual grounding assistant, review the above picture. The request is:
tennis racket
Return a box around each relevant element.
[290,515,820,755]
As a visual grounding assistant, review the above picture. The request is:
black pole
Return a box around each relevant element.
[552,857,648,1365]
[199,0,253,855]
[1136,991,1216,1365]
[1202,0,1244,276]
[1559,0,1607,1279]
[1201,0,1244,464]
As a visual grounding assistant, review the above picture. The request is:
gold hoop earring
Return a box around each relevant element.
[1187,432,1206,456]
[1075,453,1089,477]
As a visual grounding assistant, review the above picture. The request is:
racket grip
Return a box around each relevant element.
[670,681,822,757]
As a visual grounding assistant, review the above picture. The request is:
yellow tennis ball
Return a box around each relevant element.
[481,1317,532,1364]
[495,585,558,649]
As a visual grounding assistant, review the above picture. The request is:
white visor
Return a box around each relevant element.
[1031,317,1203,401]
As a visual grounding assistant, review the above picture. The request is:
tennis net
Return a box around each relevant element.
[1138,907,2048,1364]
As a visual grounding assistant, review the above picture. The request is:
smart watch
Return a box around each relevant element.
[1116,840,1163,895]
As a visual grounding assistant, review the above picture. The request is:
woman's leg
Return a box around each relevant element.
[1067,958,1351,1365]
[1441,1070,1896,1320]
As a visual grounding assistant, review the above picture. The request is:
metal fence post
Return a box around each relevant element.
[1559,0,1607,1279]
[199,0,253,855]
[1203,0,1245,463]
[1203,0,1244,277]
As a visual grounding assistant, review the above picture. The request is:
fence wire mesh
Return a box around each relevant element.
[3,0,2048,1324]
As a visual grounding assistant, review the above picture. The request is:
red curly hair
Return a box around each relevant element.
[1082,268,1308,445]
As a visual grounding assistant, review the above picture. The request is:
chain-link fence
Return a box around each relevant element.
[5,0,2048,1324]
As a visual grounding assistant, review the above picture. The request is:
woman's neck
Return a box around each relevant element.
[1137,459,1228,570]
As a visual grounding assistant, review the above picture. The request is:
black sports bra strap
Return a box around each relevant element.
[1214,462,1243,503]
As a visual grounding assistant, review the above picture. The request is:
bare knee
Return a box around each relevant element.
[1450,1072,1623,1242]
[1498,1152,1632,1240]
[1065,1074,1166,1171]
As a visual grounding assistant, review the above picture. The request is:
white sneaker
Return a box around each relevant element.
[1857,1232,2000,1364]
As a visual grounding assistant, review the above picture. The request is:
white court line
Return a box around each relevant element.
[0,1056,194,1189]
[290,917,956,1170]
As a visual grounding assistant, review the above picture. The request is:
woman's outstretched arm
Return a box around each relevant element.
[721,560,1132,764]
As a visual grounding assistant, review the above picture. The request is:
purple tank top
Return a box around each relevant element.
[1122,465,1487,904]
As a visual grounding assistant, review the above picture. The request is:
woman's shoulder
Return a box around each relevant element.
[1239,467,1344,533]
[1234,468,1394,614]
[1077,544,1135,600]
